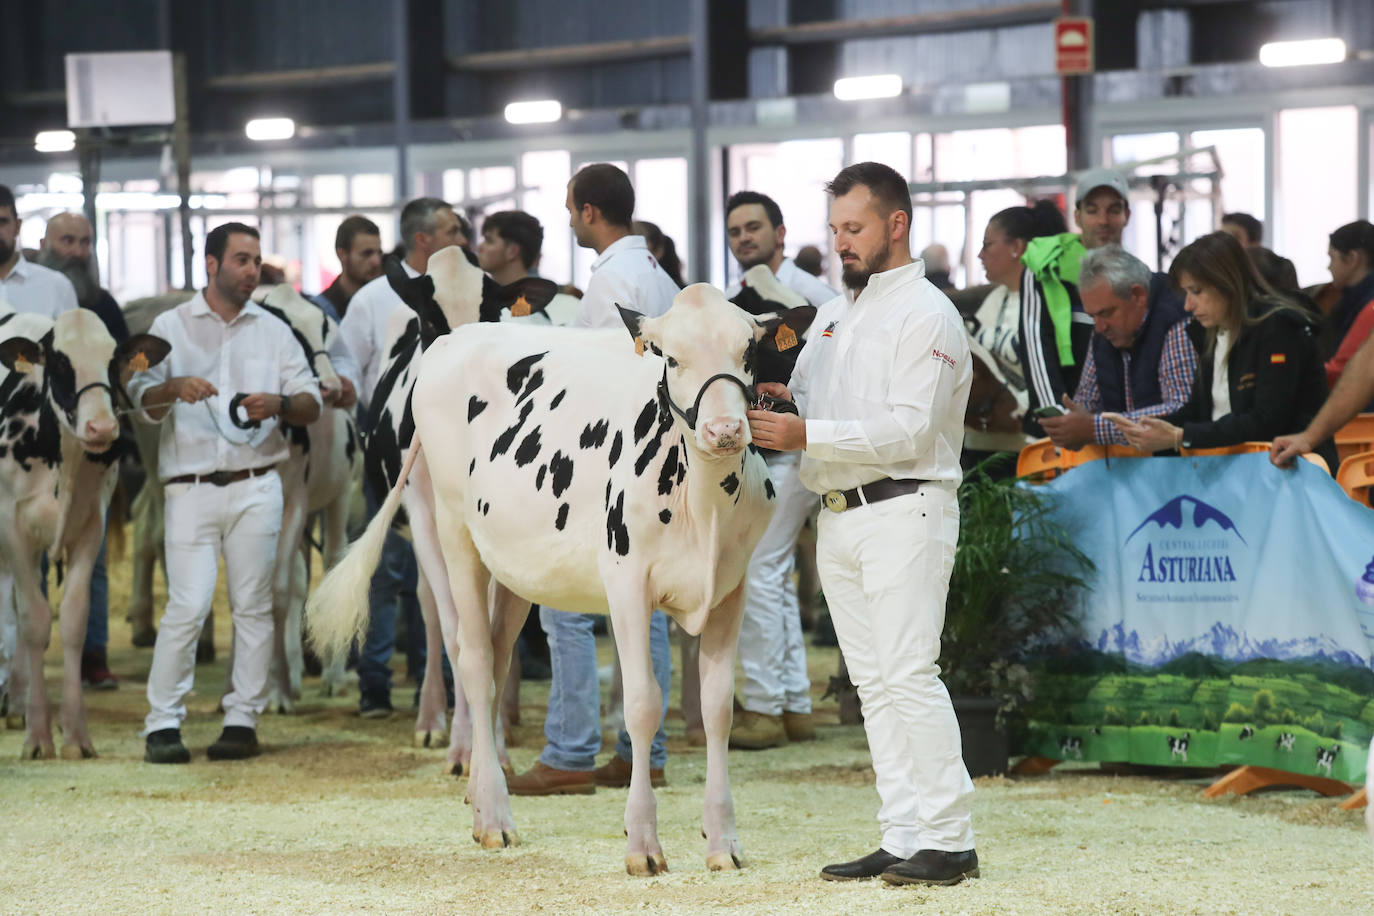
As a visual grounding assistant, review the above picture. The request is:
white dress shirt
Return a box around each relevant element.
[339,261,419,407]
[726,257,838,308]
[127,292,322,482]
[790,258,972,492]
[1211,328,1233,420]
[574,235,679,329]
[0,257,78,318]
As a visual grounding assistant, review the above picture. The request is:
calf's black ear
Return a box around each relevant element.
[114,334,173,373]
[617,304,645,339]
[0,337,44,373]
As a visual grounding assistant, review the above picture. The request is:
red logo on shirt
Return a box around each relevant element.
[932,348,957,369]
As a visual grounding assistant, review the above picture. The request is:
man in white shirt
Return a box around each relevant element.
[506,164,677,796]
[476,210,581,326]
[720,190,839,751]
[338,197,461,717]
[0,185,78,318]
[129,222,321,764]
[749,163,979,887]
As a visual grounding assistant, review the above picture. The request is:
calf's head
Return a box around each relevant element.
[253,284,342,401]
[386,248,559,346]
[0,309,170,452]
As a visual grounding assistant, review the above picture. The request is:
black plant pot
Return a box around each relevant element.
[953,695,1009,777]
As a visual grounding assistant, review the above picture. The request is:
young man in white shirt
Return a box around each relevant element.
[129,222,321,763]
[749,162,979,887]
[721,190,838,750]
[476,210,581,326]
[506,164,677,795]
[0,185,78,319]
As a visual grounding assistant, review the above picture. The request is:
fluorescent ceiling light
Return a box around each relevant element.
[34,130,76,153]
[245,117,295,141]
[1259,38,1345,68]
[833,74,903,101]
[504,100,562,125]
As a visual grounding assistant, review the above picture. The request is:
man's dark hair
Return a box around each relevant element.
[1330,220,1374,262]
[826,161,912,221]
[483,210,543,270]
[570,164,634,228]
[725,190,784,229]
[399,197,452,248]
[335,215,381,252]
[0,184,15,218]
[1221,212,1263,245]
[206,221,260,262]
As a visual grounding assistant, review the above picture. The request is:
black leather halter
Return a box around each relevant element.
[658,367,755,430]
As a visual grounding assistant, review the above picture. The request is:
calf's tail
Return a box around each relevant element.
[306,439,422,662]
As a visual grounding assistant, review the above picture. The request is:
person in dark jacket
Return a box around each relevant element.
[1110,231,1336,469]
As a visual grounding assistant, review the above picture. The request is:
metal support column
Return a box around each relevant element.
[689,0,710,283]
[1062,0,1095,171]
[173,53,193,291]
[393,0,412,208]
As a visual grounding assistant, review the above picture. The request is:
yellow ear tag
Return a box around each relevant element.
[510,295,531,317]
[13,356,33,375]
[129,351,150,373]
[635,337,645,356]
[774,324,799,352]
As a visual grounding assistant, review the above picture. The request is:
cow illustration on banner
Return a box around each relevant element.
[1020,453,1374,783]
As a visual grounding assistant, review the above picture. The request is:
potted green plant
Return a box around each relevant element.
[940,455,1094,776]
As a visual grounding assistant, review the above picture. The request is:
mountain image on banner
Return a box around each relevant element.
[1125,495,1246,544]
[1091,620,1368,667]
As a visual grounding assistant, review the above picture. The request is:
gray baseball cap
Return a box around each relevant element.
[1075,168,1130,205]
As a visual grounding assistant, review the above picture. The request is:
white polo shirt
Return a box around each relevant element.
[574,235,679,329]
[0,256,78,319]
[726,257,838,308]
[789,258,972,492]
[338,261,419,408]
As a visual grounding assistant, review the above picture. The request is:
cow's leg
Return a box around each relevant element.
[698,581,748,871]
[317,493,350,696]
[16,559,55,759]
[489,584,529,763]
[266,482,309,714]
[608,585,667,876]
[127,459,163,647]
[56,524,102,759]
[0,572,26,730]
[677,630,703,744]
[412,564,449,750]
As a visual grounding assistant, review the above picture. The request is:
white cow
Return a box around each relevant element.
[310,282,779,875]
[0,305,169,758]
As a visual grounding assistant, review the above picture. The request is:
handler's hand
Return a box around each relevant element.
[167,376,218,405]
[754,381,793,403]
[239,392,283,423]
[748,409,806,451]
[1270,433,1312,468]
[1039,395,1094,450]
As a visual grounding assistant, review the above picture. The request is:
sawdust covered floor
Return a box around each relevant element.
[3,547,1373,915]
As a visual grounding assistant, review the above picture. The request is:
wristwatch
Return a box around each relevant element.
[279,394,288,417]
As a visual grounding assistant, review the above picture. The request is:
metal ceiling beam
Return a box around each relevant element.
[749,1,1060,46]
[448,35,692,72]
[205,62,395,91]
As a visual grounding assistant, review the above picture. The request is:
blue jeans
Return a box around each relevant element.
[40,527,108,653]
[358,481,420,702]
[539,606,670,771]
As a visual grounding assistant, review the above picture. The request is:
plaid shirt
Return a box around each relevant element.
[1075,320,1197,445]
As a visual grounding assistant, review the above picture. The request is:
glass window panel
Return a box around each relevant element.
[1109,132,1180,174]
[311,175,347,208]
[469,166,517,202]
[1278,106,1357,286]
[633,157,689,280]
[442,169,466,204]
[1191,127,1266,228]
[853,132,912,178]
[520,150,572,285]
[350,173,394,207]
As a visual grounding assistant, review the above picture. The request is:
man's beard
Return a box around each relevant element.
[840,241,890,291]
[214,271,251,307]
[0,238,15,267]
[343,257,380,287]
[37,249,99,307]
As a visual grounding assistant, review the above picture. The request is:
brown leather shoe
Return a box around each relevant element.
[506,761,596,796]
[593,754,666,788]
[729,710,788,750]
[783,710,816,742]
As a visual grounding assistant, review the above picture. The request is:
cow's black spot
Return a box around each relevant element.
[656,444,679,496]
[634,429,663,477]
[514,427,542,467]
[549,450,574,498]
[8,419,24,438]
[604,479,612,509]
[483,501,490,515]
[344,419,358,466]
[468,395,488,422]
[398,390,416,454]
[747,443,761,455]
[536,464,547,490]
[516,368,545,405]
[659,508,672,525]
[579,419,609,449]
[555,503,569,531]
[549,389,566,410]
[364,406,400,501]
[469,458,476,475]
[506,352,548,395]
[720,473,739,495]
[608,431,622,467]
[764,478,775,499]
[606,491,630,556]
[490,400,535,460]
[743,338,758,378]
[633,400,656,443]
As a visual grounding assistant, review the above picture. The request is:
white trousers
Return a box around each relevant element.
[145,472,282,734]
[739,450,818,716]
[816,484,975,856]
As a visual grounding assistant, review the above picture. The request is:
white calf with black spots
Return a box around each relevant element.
[1314,744,1340,776]
[310,283,779,875]
[1059,735,1082,759]
[1167,732,1190,763]
[0,305,169,759]
[1275,731,1295,752]
[1239,725,1254,740]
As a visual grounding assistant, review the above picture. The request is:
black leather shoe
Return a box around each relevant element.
[206,726,260,760]
[820,848,905,881]
[881,849,980,886]
[144,728,191,764]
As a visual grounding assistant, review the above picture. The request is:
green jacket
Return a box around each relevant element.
[1022,232,1086,367]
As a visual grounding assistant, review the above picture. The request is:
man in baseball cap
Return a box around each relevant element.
[1074,168,1131,250]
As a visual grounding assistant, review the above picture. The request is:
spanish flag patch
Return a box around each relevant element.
[1270,353,1286,364]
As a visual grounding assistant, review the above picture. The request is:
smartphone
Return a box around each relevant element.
[1032,405,1066,419]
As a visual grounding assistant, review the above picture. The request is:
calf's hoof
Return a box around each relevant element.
[413,729,446,749]
[320,682,348,698]
[21,742,55,760]
[130,626,157,648]
[475,829,519,849]
[706,851,745,871]
[441,760,464,777]
[625,853,669,876]
[60,743,97,760]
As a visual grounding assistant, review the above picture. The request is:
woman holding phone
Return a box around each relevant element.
[1109,231,1336,469]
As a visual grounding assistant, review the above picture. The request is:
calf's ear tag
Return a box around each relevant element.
[510,295,531,317]
[128,351,150,373]
[775,324,798,352]
[635,337,645,356]
[13,356,33,375]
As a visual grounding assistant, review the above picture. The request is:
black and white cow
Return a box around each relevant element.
[0,304,169,758]
[1059,735,1083,759]
[1167,732,1191,762]
[1239,725,1255,741]
[1315,744,1340,776]
[310,283,781,875]
[1275,731,1295,752]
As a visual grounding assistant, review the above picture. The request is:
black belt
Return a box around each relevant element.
[822,477,930,513]
[167,465,276,487]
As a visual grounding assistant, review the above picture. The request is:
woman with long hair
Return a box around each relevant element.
[1319,220,1374,385]
[1111,231,1335,467]
[633,220,685,288]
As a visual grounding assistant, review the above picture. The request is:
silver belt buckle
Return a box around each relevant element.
[206,470,235,487]
[823,490,848,513]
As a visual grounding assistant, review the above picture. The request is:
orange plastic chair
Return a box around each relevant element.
[1334,414,1374,463]
[1016,438,1064,482]
[1061,443,1149,468]
[1336,450,1374,504]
